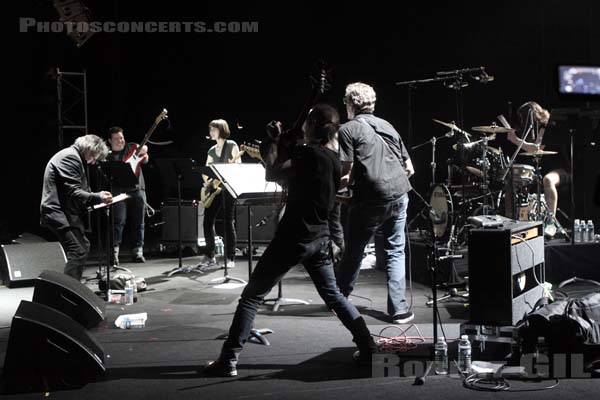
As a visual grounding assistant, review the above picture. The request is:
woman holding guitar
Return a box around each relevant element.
[199,119,241,270]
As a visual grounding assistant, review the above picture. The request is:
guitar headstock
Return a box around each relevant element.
[240,142,263,162]
[155,108,168,125]
[310,60,332,96]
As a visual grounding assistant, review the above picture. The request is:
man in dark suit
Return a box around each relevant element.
[41,134,113,280]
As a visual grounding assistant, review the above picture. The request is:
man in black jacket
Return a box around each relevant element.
[41,134,113,280]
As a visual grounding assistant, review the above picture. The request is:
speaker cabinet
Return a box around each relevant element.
[469,221,545,326]
[2,301,105,393]
[33,270,106,328]
[160,200,205,245]
[0,242,66,288]
[236,205,279,244]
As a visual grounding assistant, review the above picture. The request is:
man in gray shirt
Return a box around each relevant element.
[337,82,415,324]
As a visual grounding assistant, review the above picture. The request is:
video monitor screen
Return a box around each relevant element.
[558,65,600,95]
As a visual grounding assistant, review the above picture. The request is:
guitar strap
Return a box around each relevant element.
[217,141,231,163]
[356,118,406,169]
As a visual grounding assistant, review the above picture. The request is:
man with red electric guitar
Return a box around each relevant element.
[107,126,149,264]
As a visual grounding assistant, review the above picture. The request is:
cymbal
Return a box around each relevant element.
[519,150,558,157]
[432,119,471,137]
[472,125,515,134]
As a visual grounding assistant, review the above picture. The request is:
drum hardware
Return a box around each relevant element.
[432,119,472,139]
[471,123,516,134]
[408,128,456,231]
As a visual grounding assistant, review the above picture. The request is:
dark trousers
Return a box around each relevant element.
[219,236,363,366]
[203,192,236,260]
[49,226,90,281]
[113,189,146,252]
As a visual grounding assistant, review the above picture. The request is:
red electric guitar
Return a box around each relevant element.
[124,108,168,176]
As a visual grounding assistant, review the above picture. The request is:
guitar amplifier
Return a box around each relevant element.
[160,200,205,246]
[469,220,545,326]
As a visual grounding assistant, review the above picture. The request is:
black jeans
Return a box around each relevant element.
[203,192,237,260]
[48,226,90,280]
[219,236,362,366]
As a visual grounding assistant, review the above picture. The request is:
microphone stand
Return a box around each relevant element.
[409,188,461,384]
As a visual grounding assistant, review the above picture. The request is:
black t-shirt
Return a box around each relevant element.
[338,114,412,204]
[107,143,145,192]
[275,145,340,243]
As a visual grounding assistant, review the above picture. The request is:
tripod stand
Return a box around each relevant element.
[425,225,468,306]
[167,170,204,277]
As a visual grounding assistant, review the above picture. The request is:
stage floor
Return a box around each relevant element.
[0,254,598,399]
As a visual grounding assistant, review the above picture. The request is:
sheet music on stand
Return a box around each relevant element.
[209,163,283,204]
[92,193,130,210]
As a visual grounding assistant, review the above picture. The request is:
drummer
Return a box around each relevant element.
[506,102,568,237]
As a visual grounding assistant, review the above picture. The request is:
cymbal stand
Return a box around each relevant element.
[478,135,492,215]
[407,132,454,232]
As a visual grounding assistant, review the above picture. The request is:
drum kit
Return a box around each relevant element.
[417,119,561,246]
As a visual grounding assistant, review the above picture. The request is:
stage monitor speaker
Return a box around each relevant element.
[2,300,105,394]
[469,221,545,326]
[33,270,106,329]
[236,205,279,244]
[0,242,66,288]
[160,200,205,245]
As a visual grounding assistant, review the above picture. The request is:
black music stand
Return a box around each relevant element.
[210,163,302,311]
[164,159,206,276]
[94,161,138,299]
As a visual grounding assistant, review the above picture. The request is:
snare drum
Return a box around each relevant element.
[512,164,535,186]
[429,184,453,239]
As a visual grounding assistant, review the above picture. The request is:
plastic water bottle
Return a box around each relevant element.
[215,236,224,256]
[586,220,595,242]
[434,337,448,375]
[458,335,472,374]
[574,219,581,243]
[124,283,134,305]
[581,220,589,242]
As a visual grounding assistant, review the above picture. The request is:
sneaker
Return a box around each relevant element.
[225,260,235,269]
[392,311,415,324]
[198,256,219,271]
[202,359,237,377]
[132,255,146,263]
[352,350,373,366]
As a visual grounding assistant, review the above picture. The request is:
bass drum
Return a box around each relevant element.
[429,184,454,239]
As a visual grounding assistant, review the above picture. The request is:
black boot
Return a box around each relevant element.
[349,317,378,365]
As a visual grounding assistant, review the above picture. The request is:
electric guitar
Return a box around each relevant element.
[124,108,168,176]
[200,146,246,208]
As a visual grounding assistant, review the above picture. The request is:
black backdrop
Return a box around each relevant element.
[5,0,599,238]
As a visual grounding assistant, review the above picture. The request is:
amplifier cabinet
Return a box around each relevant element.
[469,221,545,326]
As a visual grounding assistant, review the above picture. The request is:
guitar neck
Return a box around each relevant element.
[136,121,159,155]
